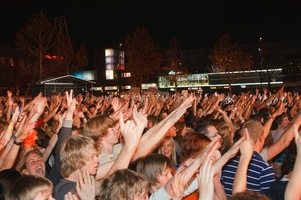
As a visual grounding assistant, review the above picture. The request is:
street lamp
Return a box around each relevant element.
[259,37,263,89]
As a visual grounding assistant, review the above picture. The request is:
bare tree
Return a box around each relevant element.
[124,26,164,88]
[15,11,54,81]
[161,37,189,93]
[208,33,253,93]
[15,12,88,81]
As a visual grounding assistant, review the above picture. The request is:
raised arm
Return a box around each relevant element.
[97,108,144,180]
[284,124,301,200]
[132,96,193,161]
[266,111,301,161]
[232,129,252,195]
[262,101,286,139]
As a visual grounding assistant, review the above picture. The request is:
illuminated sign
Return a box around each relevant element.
[158,73,209,88]
[121,85,132,89]
[105,86,118,90]
[141,83,157,90]
[121,72,131,77]
[72,71,97,81]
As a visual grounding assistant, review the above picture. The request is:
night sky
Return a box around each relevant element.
[1,0,301,51]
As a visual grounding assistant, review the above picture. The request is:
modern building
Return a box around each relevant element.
[1,39,301,96]
[89,45,146,95]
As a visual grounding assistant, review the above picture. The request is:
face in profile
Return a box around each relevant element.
[81,151,99,175]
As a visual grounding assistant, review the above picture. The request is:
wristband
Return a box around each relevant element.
[7,125,14,130]
[13,140,22,146]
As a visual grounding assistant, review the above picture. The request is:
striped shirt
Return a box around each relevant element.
[221,151,276,197]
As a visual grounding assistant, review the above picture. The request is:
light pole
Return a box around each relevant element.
[258,37,263,89]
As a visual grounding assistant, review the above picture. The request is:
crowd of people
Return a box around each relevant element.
[0,86,301,200]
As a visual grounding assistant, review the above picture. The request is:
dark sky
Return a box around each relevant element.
[1,0,301,51]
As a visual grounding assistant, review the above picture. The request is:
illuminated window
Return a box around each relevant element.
[9,58,14,67]
[106,70,114,80]
[105,57,114,64]
[121,72,131,77]
[105,49,114,57]
[106,64,115,70]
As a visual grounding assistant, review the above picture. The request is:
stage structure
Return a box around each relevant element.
[32,75,95,96]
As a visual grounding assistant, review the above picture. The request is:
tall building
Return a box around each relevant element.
[92,46,128,95]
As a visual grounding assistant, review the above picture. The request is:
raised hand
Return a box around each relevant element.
[76,170,95,200]
[11,106,20,124]
[195,135,221,165]
[240,128,253,159]
[170,166,185,199]
[198,159,214,200]
[224,133,245,158]
[119,112,142,149]
[132,105,147,134]
[66,90,77,112]
[16,121,35,142]
[111,97,121,111]
[33,96,47,115]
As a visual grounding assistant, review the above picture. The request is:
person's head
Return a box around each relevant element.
[0,169,22,200]
[158,136,177,166]
[196,105,203,119]
[196,121,220,141]
[35,128,51,150]
[158,111,168,121]
[229,190,271,200]
[60,135,100,178]
[11,100,20,112]
[239,120,264,151]
[218,122,233,155]
[99,169,150,200]
[82,114,117,142]
[257,108,271,124]
[135,153,173,193]
[174,121,187,139]
[16,149,46,177]
[88,104,96,114]
[275,112,291,129]
[180,131,211,162]
[166,125,177,137]
[5,175,54,200]
[71,125,80,135]
[184,110,197,129]
[147,115,158,129]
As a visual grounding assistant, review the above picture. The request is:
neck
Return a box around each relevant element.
[99,141,113,154]
[66,171,79,182]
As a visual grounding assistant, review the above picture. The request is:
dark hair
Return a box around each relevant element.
[0,169,22,200]
[184,110,196,128]
[281,140,297,175]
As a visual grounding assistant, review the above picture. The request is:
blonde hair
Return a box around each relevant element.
[5,175,53,200]
[218,123,233,155]
[82,114,115,142]
[16,150,43,174]
[99,169,150,200]
[239,119,264,144]
[158,136,177,166]
[60,135,99,177]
